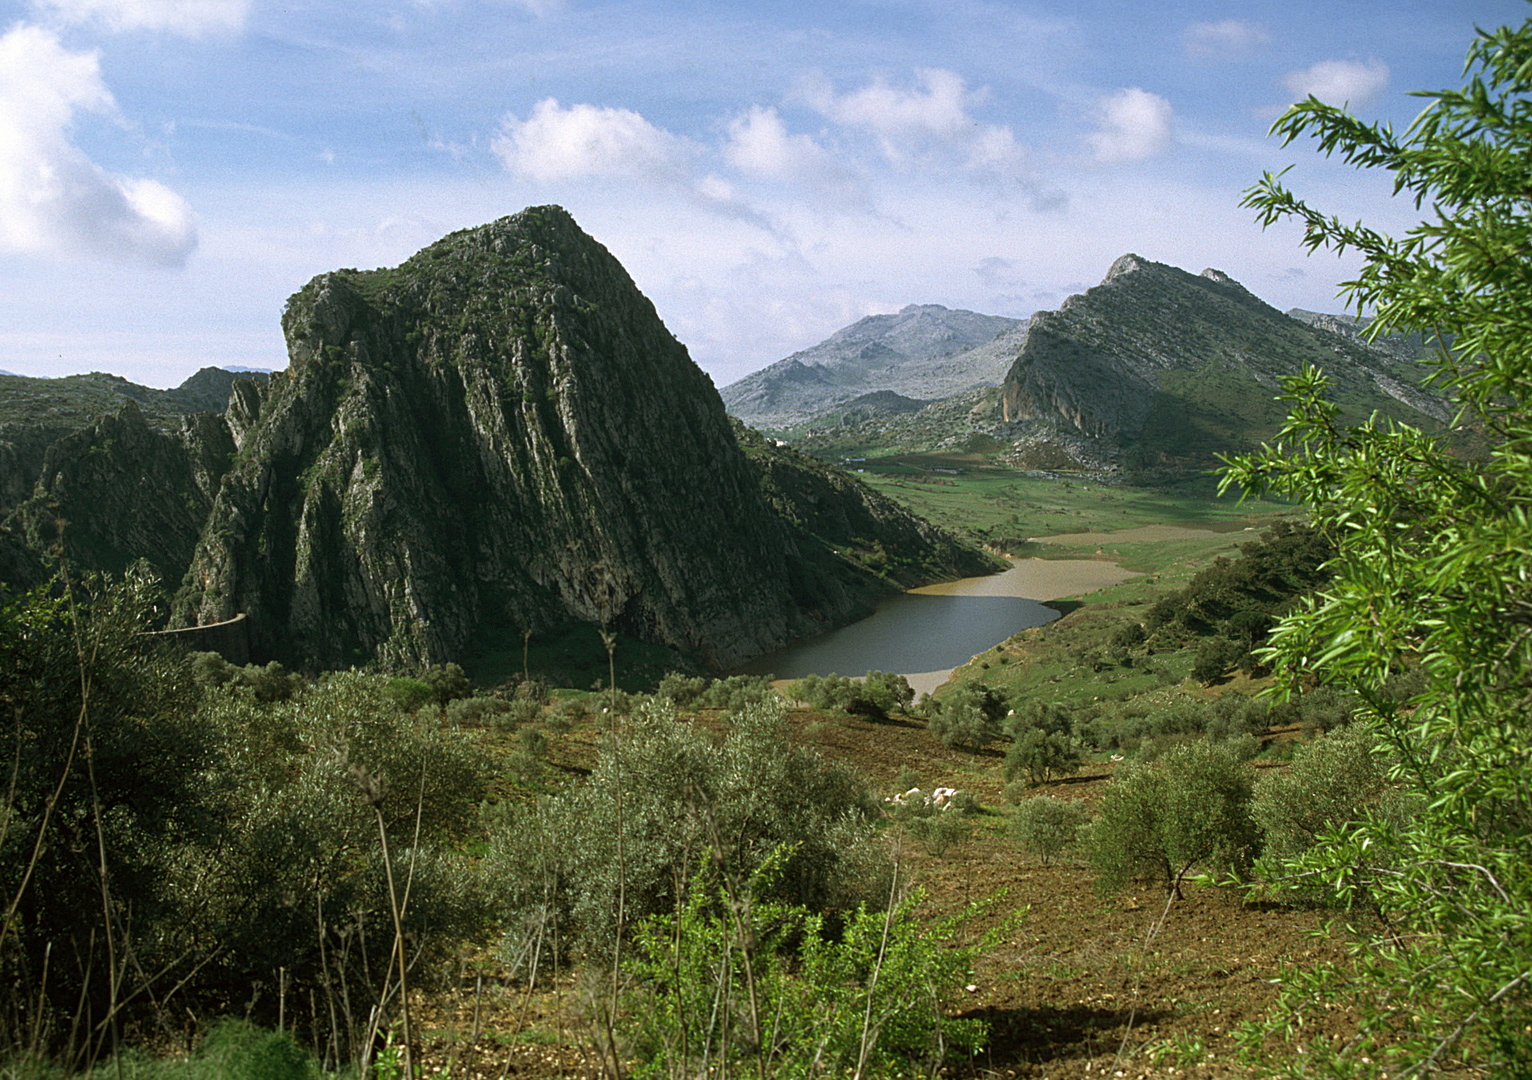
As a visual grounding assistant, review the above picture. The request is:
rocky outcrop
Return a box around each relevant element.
[5,400,236,585]
[999,255,1454,471]
[175,207,993,671]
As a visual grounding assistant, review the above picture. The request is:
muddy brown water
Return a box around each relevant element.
[738,556,1140,695]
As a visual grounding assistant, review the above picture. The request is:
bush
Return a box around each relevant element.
[1011,797,1092,865]
[1004,728,1083,786]
[443,693,516,728]
[484,696,885,964]
[926,683,1007,750]
[1192,635,1245,684]
[383,674,435,712]
[622,860,991,1078]
[1251,725,1404,870]
[424,661,472,705]
[1083,739,1257,899]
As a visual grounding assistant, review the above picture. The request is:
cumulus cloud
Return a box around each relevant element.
[1282,58,1389,107]
[0,24,197,265]
[1183,20,1270,58]
[800,68,1024,174]
[492,98,695,183]
[724,106,831,179]
[30,0,249,36]
[1086,87,1174,163]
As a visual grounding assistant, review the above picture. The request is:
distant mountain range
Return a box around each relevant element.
[720,305,1026,430]
[732,256,1455,477]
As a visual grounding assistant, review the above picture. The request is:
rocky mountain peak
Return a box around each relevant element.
[175,206,989,671]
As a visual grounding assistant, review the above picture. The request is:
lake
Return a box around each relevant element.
[738,557,1141,694]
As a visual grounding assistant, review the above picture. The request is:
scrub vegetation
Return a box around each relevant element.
[3,13,1530,1080]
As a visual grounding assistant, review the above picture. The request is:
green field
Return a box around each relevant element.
[838,450,1295,549]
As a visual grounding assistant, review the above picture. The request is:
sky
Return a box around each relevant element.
[0,0,1526,390]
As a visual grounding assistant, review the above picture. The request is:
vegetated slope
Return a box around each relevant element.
[0,368,261,513]
[176,207,993,671]
[4,402,237,588]
[999,254,1453,474]
[734,421,1002,583]
[720,305,1025,430]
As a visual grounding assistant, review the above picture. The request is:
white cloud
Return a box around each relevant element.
[1282,58,1389,107]
[1086,87,1174,163]
[30,0,249,36]
[1183,20,1270,58]
[491,98,695,183]
[724,106,832,180]
[0,24,197,265]
[801,68,1024,174]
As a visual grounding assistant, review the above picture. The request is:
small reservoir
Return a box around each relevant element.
[739,557,1139,694]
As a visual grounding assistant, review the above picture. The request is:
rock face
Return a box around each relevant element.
[0,367,265,516]
[7,401,235,586]
[721,305,1025,430]
[999,255,1453,471]
[176,207,993,670]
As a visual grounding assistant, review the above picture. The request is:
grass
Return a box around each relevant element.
[838,452,1296,549]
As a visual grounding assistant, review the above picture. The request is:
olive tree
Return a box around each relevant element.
[1223,17,1532,1072]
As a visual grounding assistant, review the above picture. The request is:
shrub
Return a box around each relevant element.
[1083,739,1257,899]
[383,674,435,712]
[926,683,1007,750]
[443,693,515,728]
[1192,635,1245,684]
[1011,797,1092,865]
[1251,725,1405,870]
[424,661,472,705]
[655,671,708,706]
[484,696,885,963]
[622,861,991,1078]
[1004,728,1083,786]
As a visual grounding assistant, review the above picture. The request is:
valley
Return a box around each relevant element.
[0,208,1480,1080]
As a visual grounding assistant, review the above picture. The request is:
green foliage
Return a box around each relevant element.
[925,682,1007,750]
[784,671,909,720]
[622,860,992,1079]
[189,652,304,702]
[423,661,472,705]
[382,674,435,712]
[1083,739,1256,899]
[0,568,214,1056]
[1191,635,1245,684]
[1003,701,1083,785]
[1004,728,1083,786]
[1144,521,1332,660]
[1250,725,1405,874]
[484,696,885,966]
[1224,17,1532,1071]
[1011,797,1092,866]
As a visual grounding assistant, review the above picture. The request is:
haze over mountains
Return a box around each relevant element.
[720,306,1026,430]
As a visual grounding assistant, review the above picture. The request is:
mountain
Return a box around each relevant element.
[172,207,994,672]
[997,255,1454,473]
[721,305,1025,430]
[0,367,266,513]
[6,402,236,587]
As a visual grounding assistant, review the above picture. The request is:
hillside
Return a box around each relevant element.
[173,207,994,672]
[721,305,1025,430]
[997,255,1452,474]
[0,367,264,513]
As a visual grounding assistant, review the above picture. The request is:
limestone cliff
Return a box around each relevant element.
[176,207,992,670]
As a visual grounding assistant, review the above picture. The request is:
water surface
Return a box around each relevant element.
[741,557,1139,694]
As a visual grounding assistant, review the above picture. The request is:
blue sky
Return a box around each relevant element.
[0,0,1526,388]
